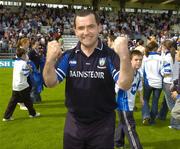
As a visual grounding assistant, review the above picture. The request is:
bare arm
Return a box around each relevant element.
[138,90,144,106]
[114,36,133,90]
[43,41,62,88]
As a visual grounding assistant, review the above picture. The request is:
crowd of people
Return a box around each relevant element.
[0,5,179,54]
[108,31,180,148]
[1,5,180,149]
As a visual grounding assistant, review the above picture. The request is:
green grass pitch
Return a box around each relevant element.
[0,68,180,149]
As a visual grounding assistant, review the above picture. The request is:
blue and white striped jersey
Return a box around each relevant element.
[116,71,142,111]
[161,51,173,84]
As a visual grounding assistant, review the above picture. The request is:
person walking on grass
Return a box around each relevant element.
[115,50,144,149]
[2,48,40,121]
[16,37,31,110]
[43,10,133,149]
[158,40,179,129]
[141,41,162,125]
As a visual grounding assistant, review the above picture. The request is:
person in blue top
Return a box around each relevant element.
[43,10,133,149]
[115,50,144,149]
[28,40,42,103]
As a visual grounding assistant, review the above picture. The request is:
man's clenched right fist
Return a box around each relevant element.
[46,40,62,63]
[113,36,129,57]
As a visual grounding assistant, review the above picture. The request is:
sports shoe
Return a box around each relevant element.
[2,117,14,122]
[29,112,40,118]
[18,103,28,110]
[143,118,150,125]
[168,125,172,129]
[20,106,28,110]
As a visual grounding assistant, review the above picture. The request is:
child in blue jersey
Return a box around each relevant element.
[115,50,143,149]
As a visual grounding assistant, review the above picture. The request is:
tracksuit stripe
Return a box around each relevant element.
[123,111,138,149]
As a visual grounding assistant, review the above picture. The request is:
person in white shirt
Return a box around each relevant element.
[158,40,178,127]
[16,37,31,110]
[2,48,40,121]
[115,50,144,149]
[141,41,162,125]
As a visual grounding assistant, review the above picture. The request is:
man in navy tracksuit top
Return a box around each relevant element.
[43,10,133,149]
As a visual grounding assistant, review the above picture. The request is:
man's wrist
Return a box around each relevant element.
[46,59,57,65]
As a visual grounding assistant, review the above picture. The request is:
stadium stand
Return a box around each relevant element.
[0,0,179,59]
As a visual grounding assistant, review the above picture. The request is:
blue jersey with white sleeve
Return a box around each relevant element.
[55,39,120,123]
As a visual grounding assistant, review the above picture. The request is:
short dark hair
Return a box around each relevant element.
[130,50,143,60]
[16,48,26,58]
[74,10,100,28]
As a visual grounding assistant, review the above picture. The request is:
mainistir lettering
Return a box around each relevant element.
[69,71,104,79]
